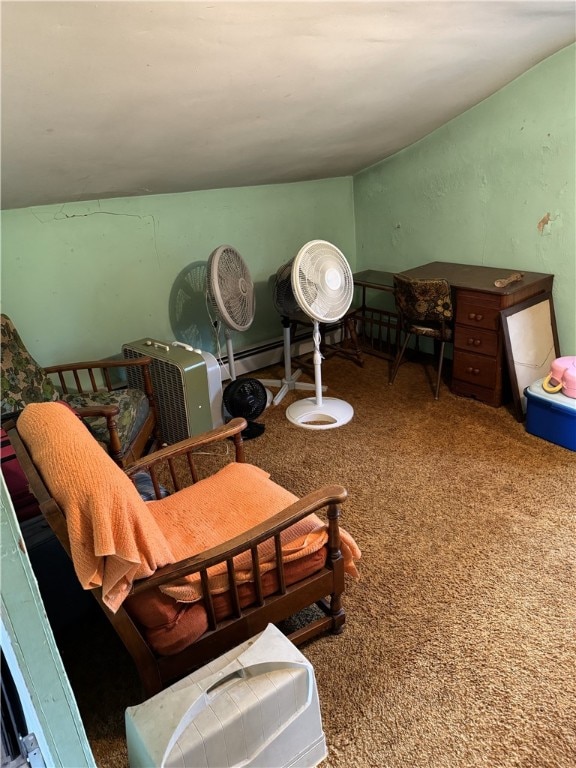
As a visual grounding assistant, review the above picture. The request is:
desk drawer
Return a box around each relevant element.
[454,326,498,357]
[456,291,501,331]
[453,350,499,389]
[456,303,500,332]
[451,378,502,407]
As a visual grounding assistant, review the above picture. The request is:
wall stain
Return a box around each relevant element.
[537,212,551,234]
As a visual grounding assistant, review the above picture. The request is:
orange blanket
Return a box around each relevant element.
[18,403,174,612]
[18,403,360,613]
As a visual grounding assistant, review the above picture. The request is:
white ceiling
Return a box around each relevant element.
[1,1,574,210]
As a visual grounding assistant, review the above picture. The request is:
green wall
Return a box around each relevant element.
[0,178,355,365]
[1,46,574,361]
[354,44,576,353]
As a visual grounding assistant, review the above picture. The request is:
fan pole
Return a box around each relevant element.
[313,321,324,406]
[225,332,236,381]
[258,318,325,405]
[283,321,292,380]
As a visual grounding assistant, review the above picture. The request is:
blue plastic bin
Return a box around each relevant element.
[524,378,576,451]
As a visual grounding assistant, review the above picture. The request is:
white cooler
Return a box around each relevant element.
[125,624,327,768]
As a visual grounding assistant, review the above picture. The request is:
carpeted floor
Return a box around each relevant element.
[55,353,576,768]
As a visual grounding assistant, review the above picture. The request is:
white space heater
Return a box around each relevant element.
[122,339,223,444]
[125,623,327,768]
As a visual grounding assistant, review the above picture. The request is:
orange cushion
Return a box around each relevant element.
[125,547,327,655]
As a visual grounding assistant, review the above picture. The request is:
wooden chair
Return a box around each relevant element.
[1,313,160,467]
[389,275,454,399]
[7,404,359,699]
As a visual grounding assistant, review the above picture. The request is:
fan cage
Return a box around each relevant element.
[223,378,268,421]
[273,262,307,321]
[207,245,255,332]
[292,241,354,323]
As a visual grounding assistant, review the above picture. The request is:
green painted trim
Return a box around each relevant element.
[0,476,96,768]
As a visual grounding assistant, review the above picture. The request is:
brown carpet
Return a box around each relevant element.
[56,353,576,768]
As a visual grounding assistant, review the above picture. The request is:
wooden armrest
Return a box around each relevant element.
[129,483,347,594]
[74,403,123,457]
[44,356,153,374]
[125,417,247,477]
[74,404,120,418]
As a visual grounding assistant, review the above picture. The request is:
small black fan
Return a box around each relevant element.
[222,378,267,439]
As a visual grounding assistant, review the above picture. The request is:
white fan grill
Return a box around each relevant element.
[292,241,354,323]
[207,245,255,332]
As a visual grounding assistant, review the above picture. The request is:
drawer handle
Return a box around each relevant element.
[466,367,481,375]
[468,313,484,322]
[467,338,481,347]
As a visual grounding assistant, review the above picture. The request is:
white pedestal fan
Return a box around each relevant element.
[206,245,254,382]
[206,244,272,410]
[273,240,355,430]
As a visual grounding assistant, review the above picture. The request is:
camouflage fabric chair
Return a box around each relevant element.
[1,314,160,467]
[389,275,454,399]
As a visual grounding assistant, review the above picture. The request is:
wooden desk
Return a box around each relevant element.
[400,262,554,406]
[353,269,394,295]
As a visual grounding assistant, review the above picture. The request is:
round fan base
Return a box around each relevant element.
[241,421,265,440]
[286,397,354,431]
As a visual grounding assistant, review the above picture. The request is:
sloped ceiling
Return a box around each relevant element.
[1,1,574,210]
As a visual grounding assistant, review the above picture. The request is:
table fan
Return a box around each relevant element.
[222,377,267,439]
[274,240,355,430]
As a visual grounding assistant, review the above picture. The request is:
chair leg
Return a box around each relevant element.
[390,332,411,384]
[435,341,446,400]
[344,314,364,367]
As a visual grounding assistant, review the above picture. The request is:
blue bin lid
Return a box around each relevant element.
[525,378,576,412]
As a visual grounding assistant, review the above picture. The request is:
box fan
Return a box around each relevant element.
[122,339,223,444]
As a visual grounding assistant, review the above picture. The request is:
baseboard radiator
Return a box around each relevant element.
[219,326,343,380]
